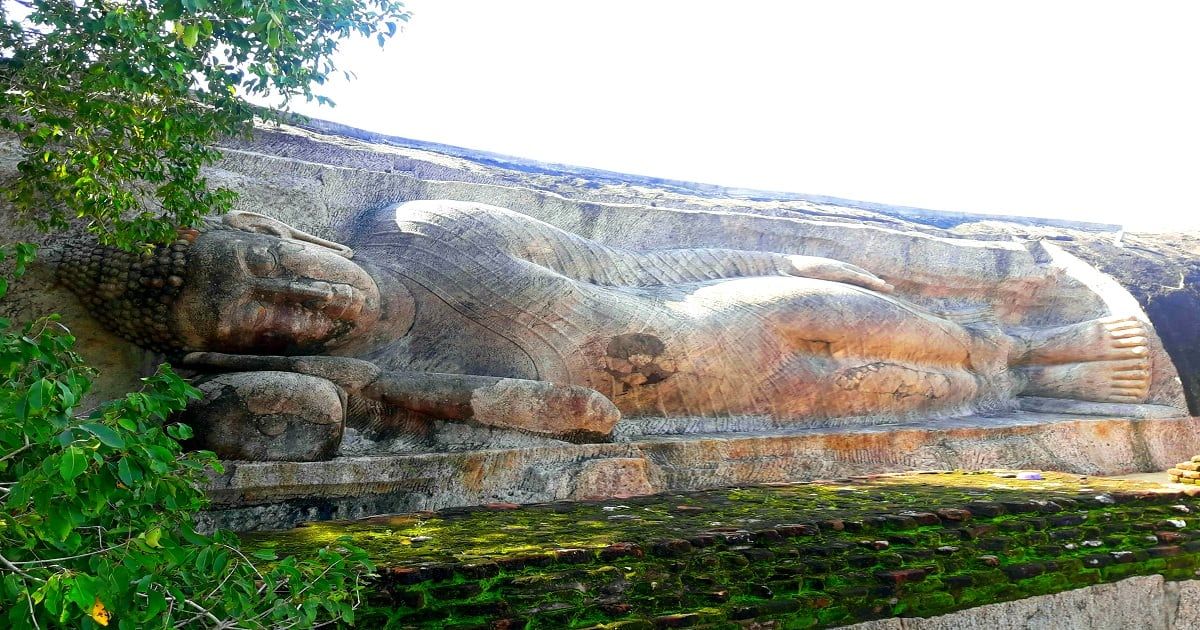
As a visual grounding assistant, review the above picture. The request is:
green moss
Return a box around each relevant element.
[243,470,1200,628]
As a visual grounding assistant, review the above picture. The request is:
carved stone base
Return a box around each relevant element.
[203,412,1200,532]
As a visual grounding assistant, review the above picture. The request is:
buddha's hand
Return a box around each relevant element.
[785,255,894,293]
[182,352,381,395]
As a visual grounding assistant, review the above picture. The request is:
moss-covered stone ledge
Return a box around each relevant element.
[243,471,1200,628]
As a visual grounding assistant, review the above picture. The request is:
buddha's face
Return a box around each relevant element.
[174,228,381,354]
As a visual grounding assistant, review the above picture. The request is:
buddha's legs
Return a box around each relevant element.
[684,277,1151,418]
[746,279,999,418]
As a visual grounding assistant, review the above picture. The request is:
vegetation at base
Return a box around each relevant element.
[0,251,377,628]
[0,0,411,624]
[244,471,1200,628]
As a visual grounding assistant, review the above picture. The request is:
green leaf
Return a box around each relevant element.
[56,379,78,407]
[66,575,96,610]
[183,23,199,48]
[117,456,141,485]
[48,511,73,540]
[146,444,174,461]
[81,422,125,448]
[27,378,51,413]
[145,589,167,617]
[43,574,63,614]
[60,446,87,481]
[196,546,212,571]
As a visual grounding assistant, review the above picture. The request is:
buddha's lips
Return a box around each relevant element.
[230,283,365,348]
[249,306,338,349]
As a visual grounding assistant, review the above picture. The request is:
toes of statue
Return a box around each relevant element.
[178,371,345,462]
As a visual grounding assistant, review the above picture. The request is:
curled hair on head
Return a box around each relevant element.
[57,220,232,354]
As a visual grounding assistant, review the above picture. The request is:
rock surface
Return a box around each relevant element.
[846,575,1198,629]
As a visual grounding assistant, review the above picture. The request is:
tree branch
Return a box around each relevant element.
[0,553,43,582]
[26,585,42,630]
[0,436,33,464]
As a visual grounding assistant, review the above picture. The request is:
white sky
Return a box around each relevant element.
[282,1,1200,232]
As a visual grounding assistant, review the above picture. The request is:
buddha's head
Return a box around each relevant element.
[58,212,382,355]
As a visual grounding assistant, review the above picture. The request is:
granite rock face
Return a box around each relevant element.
[0,120,1195,466]
[847,575,1200,630]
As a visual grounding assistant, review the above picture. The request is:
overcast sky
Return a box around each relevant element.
[281,1,1200,232]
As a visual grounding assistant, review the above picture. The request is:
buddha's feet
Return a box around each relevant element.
[1017,315,1149,366]
[1019,356,1151,404]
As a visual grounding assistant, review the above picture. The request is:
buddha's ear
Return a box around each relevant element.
[220,211,355,259]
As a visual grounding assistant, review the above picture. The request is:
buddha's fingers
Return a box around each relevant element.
[825,267,894,294]
[850,273,895,294]
[183,352,297,372]
[182,352,381,393]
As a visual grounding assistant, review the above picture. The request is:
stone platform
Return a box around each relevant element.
[205,411,1200,532]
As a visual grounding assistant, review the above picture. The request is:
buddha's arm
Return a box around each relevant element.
[592,248,895,293]
[418,202,893,291]
[182,353,620,442]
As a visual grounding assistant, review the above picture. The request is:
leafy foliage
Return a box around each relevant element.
[0,0,410,249]
[0,0,411,624]
[0,251,375,628]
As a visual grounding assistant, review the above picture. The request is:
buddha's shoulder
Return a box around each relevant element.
[346,201,556,251]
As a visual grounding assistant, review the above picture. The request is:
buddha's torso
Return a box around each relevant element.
[334,205,816,417]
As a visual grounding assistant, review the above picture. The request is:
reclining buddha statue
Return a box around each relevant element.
[57,200,1157,460]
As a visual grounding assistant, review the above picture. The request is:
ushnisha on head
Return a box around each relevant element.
[57,212,382,355]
